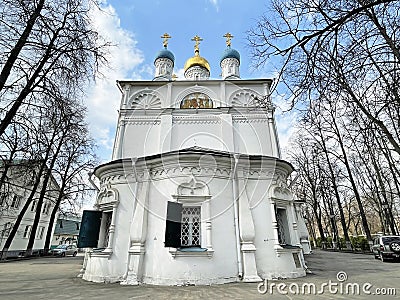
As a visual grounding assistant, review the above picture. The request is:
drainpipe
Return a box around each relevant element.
[232,154,243,279]
[88,172,100,192]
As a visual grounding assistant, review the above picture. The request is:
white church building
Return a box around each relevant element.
[79,34,310,285]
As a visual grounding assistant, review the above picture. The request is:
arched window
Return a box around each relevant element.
[180,92,213,109]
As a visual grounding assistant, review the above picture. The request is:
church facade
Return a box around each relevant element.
[79,34,309,285]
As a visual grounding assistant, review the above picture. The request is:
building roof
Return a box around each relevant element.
[220,46,240,64]
[154,48,175,63]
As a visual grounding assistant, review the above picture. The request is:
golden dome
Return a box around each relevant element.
[184,54,210,72]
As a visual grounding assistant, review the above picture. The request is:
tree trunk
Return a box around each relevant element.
[0,0,45,92]
[25,133,65,256]
[0,161,46,259]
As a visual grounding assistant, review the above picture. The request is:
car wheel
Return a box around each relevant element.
[389,242,400,253]
[73,252,77,257]
[380,252,387,262]
[61,252,66,257]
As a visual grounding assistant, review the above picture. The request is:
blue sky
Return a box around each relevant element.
[86,0,297,162]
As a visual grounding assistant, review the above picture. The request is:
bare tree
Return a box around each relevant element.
[248,0,400,155]
[0,0,108,136]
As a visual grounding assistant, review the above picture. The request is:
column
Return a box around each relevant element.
[123,171,150,285]
[268,110,281,158]
[237,170,261,282]
[270,201,281,254]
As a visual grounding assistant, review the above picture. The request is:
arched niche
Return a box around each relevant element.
[175,86,217,109]
[128,89,163,109]
[229,88,264,107]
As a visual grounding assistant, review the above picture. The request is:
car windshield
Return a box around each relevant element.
[56,245,68,249]
[382,237,400,244]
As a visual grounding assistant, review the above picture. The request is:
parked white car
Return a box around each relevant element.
[49,244,78,257]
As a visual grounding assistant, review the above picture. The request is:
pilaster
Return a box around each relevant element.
[237,173,261,282]
[123,171,150,285]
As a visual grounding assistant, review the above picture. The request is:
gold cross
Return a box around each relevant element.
[191,35,203,53]
[161,33,172,48]
[223,32,234,47]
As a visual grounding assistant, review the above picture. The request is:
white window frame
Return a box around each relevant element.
[2,222,13,238]
[31,201,37,212]
[36,226,45,239]
[11,194,21,208]
[23,225,32,238]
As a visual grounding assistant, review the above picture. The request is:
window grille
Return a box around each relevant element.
[276,208,289,245]
[103,212,112,248]
[181,207,201,247]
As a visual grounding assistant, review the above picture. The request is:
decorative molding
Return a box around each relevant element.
[125,119,161,126]
[176,175,210,196]
[184,66,210,80]
[96,183,119,210]
[149,165,231,180]
[172,116,221,125]
[128,89,164,109]
[169,248,214,258]
[229,88,272,108]
[232,117,268,124]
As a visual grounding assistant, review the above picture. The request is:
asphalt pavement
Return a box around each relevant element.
[0,250,399,299]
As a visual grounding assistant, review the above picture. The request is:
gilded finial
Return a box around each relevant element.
[161,33,172,48]
[172,74,178,81]
[223,32,234,47]
[191,35,203,55]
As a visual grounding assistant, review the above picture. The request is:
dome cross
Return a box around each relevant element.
[191,35,203,55]
[161,33,172,48]
[223,33,234,47]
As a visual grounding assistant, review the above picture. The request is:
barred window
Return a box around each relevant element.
[181,207,201,247]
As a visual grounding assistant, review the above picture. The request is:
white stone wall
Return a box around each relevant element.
[83,154,306,285]
[113,80,277,160]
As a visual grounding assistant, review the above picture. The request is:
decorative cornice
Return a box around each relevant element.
[172,115,221,124]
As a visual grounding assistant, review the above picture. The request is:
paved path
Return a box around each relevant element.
[0,250,399,299]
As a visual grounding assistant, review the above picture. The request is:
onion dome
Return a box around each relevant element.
[184,35,210,80]
[154,48,175,64]
[220,46,240,65]
[220,33,240,80]
[184,55,210,72]
[153,33,175,81]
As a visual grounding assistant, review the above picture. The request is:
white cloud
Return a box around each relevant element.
[174,68,185,80]
[275,108,298,160]
[86,3,144,161]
